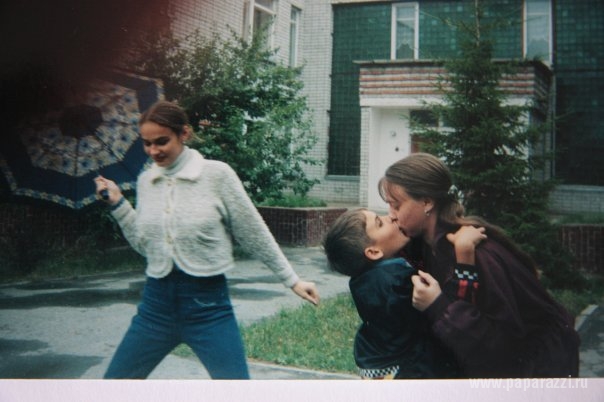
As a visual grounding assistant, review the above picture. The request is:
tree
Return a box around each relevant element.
[132,28,320,204]
[411,0,580,289]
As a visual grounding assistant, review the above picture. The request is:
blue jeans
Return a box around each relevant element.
[104,268,250,379]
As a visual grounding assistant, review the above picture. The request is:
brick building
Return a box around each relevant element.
[165,0,603,213]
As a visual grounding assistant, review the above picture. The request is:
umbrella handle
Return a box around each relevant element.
[96,172,109,201]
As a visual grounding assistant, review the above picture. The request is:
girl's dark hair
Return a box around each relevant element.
[379,153,537,276]
[322,208,374,277]
[139,100,189,136]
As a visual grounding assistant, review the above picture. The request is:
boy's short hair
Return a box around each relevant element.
[322,208,374,277]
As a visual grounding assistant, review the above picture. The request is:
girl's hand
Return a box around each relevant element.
[291,280,320,305]
[93,175,124,206]
[447,226,486,265]
[411,270,441,311]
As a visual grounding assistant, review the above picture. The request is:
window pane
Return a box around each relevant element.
[526,0,551,61]
[394,5,416,60]
[527,0,549,14]
[396,21,414,59]
[397,6,415,20]
[527,15,549,58]
[254,9,270,32]
[289,8,300,66]
[256,0,273,10]
[410,110,438,127]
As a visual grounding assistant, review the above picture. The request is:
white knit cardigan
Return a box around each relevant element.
[111,147,300,287]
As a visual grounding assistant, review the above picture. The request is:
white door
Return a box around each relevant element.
[367,108,411,211]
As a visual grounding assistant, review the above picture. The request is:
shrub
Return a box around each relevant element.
[258,195,327,208]
[133,28,321,204]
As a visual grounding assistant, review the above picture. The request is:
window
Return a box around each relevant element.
[524,0,552,64]
[392,3,419,60]
[243,0,276,46]
[410,110,438,153]
[289,7,301,67]
[410,109,438,127]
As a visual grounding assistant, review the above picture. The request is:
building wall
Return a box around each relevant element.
[554,0,604,186]
[327,0,531,180]
[550,185,604,215]
[167,0,356,203]
[298,0,361,204]
[419,0,523,59]
[170,0,244,42]
[325,0,604,212]
[328,2,391,177]
[167,0,603,211]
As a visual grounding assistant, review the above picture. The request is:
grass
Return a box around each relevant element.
[549,276,604,317]
[172,278,604,374]
[241,293,359,373]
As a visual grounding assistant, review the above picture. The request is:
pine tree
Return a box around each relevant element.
[412,0,581,289]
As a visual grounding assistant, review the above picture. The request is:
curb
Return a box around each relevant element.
[247,360,358,380]
[575,304,599,332]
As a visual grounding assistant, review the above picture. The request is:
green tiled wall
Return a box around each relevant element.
[419,0,523,59]
[329,0,604,185]
[555,0,604,185]
[420,0,523,58]
[329,0,524,176]
[329,3,391,175]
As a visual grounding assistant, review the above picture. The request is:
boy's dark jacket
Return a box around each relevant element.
[349,257,458,378]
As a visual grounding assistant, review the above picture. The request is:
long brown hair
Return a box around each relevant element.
[379,153,537,275]
[139,100,189,136]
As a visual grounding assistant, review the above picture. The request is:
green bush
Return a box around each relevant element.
[258,195,327,208]
[28,246,145,281]
[0,230,48,277]
[0,201,137,282]
[134,28,321,204]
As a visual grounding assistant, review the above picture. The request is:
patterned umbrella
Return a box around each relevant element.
[0,71,163,209]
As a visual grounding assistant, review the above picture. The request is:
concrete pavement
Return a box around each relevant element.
[576,304,604,377]
[0,246,355,379]
[0,245,603,379]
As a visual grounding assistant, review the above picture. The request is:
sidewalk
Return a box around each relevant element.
[0,245,602,379]
[576,304,604,377]
[0,246,355,379]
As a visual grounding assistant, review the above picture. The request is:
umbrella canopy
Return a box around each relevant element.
[0,71,163,209]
